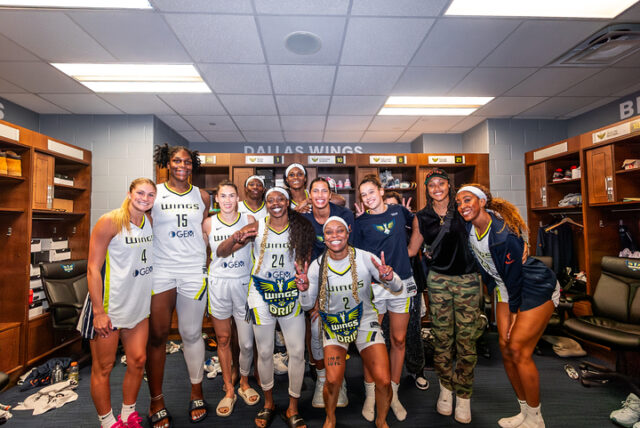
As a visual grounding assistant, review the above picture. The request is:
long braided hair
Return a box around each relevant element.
[462,182,528,239]
[153,143,201,170]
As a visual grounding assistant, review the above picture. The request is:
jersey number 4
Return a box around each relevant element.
[141,249,147,263]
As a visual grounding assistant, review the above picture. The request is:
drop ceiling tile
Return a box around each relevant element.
[70,11,190,62]
[98,94,175,115]
[409,116,465,132]
[0,93,69,114]
[165,14,264,63]
[448,116,487,133]
[323,131,364,142]
[281,116,326,131]
[39,94,123,114]
[178,130,206,142]
[200,64,272,94]
[0,77,25,93]
[218,95,277,115]
[334,66,404,95]
[412,18,521,67]
[284,131,324,142]
[474,97,547,117]
[560,68,640,97]
[613,2,640,21]
[0,62,89,93]
[559,97,618,119]
[325,115,373,131]
[517,97,602,118]
[396,131,423,143]
[449,67,537,97]
[351,0,448,16]
[159,94,227,115]
[341,18,434,65]
[201,131,246,142]
[258,16,345,65]
[276,95,330,115]
[0,11,114,62]
[329,96,386,115]
[613,81,640,97]
[233,116,281,131]
[367,116,420,132]
[0,34,39,61]
[360,131,404,143]
[613,50,640,67]
[481,20,604,67]
[255,0,349,15]
[505,68,602,97]
[157,115,194,132]
[242,131,285,142]
[270,65,335,95]
[391,67,471,95]
[151,0,253,12]
[184,115,238,131]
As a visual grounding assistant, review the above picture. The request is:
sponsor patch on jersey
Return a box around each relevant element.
[320,302,362,343]
[373,219,395,235]
[252,275,299,317]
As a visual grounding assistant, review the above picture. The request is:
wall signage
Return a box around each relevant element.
[244,144,364,154]
[198,155,217,165]
[307,155,345,165]
[428,155,465,164]
[0,122,19,142]
[245,155,283,164]
[619,96,640,120]
[592,122,631,144]
[369,155,405,164]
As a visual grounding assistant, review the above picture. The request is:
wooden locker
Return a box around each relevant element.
[585,145,614,204]
[32,152,54,210]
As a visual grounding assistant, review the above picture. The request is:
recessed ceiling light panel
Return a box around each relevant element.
[445,0,638,18]
[0,0,152,8]
[378,96,493,116]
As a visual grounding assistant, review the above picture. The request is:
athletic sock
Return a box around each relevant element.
[98,409,117,428]
[390,381,407,421]
[121,402,136,421]
[362,381,375,422]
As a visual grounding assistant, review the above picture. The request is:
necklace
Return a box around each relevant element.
[437,213,445,225]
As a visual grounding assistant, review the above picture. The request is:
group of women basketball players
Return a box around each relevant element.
[81,145,558,428]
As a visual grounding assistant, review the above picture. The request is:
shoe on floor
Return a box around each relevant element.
[273,352,288,375]
[455,396,471,424]
[125,411,144,428]
[436,380,453,416]
[611,394,640,428]
[362,381,375,422]
[337,379,348,408]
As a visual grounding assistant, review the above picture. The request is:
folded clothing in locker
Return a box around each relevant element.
[31,248,71,264]
[30,239,41,253]
[36,237,69,251]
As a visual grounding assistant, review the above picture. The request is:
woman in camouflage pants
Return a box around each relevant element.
[410,169,481,425]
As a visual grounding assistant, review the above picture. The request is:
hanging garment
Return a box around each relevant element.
[536,223,577,275]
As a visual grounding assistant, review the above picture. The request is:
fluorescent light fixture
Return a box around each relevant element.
[378,96,493,116]
[51,63,211,93]
[0,0,152,8]
[445,0,638,18]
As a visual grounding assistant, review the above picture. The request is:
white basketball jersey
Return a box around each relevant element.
[103,216,154,329]
[238,200,267,220]
[152,183,206,275]
[208,213,252,278]
[247,217,296,309]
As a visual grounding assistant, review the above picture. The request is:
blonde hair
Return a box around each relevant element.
[461,182,528,238]
[109,178,156,234]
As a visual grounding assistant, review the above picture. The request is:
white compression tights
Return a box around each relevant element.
[176,293,206,384]
[310,316,324,362]
[253,314,306,398]
[233,316,255,377]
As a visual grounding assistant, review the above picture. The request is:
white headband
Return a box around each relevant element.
[322,216,349,233]
[245,175,264,187]
[265,187,289,200]
[285,163,306,177]
[457,186,487,201]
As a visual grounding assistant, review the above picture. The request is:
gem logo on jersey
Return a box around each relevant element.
[252,275,298,316]
[169,230,195,238]
[320,302,362,343]
[223,260,245,269]
[133,266,153,277]
[374,219,395,235]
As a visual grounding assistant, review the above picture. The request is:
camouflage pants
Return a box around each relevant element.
[427,271,481,398]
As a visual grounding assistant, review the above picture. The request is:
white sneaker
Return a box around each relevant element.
[498,400,527,428]
[337,379,348,408]
[455,396,471,424]
[275,330,285,348]
[436,381,453,416]
[361,381,375,422]
[390,381,407,421]
[520,404,545,428]
[312,369,325,408]
[273,352,288,375]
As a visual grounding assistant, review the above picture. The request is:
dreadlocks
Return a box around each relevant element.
[153,143,201,170]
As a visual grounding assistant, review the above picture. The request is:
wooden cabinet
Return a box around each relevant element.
[233,167,255,201]
[32,152,54,210]
[585,145,614,204]
[528,162,547,208]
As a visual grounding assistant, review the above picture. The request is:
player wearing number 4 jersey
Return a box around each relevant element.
[203,180,259,417]
[148,145,211,427]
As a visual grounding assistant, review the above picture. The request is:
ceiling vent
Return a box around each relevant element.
[552,23,640,66]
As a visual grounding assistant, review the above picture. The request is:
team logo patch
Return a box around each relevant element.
[61,264,74,273]
[316,234,324,243]
[320,302,363,343]
[505,253,515,265]
[374,219,395,235]
[252,275,299,317]
[626,260,640,271]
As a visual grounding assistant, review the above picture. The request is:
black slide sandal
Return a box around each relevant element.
[148,407,173,428]
[281,412,307,428]
[188,399,208,424]
[255,407,276,428]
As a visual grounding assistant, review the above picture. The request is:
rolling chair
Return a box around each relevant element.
[40,260,88,330]
[563,256,640,393]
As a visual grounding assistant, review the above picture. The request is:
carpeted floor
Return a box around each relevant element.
[0,333,629,427]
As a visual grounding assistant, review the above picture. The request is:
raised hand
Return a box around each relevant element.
[402,197,413,212]
[294,260,310,291]
[294,198,312,213]
[371,251,393,282]
[354,202,365,217]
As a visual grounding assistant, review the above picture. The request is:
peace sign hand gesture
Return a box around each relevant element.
[294,260,310,291]
[371,251,394,282]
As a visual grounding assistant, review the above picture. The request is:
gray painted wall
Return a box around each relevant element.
[189,141,413,153]
[39,114,155,228]
[154,116,188,148]
[567,89,640,137]
[462,121,489,153]
[0,96,39,130]
[413,133,463,153]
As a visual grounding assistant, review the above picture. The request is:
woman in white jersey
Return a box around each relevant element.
[284,164,311,213]
[221,187,314,428]
[296,217,402,428]
[79,178,156,428]
[238,175,267,220]
[149,145,211,427]
[203,180,259,416]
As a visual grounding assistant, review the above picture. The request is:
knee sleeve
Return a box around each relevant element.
[310,317,324,362]
[176,294,206,384]
[280,315,306,398]
[253,323,275,391]
[234,316,254,377]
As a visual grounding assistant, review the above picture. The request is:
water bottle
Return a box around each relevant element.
[52,362,63,384]
[68,361,79,385]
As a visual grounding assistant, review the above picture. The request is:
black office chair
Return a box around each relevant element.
[564,256,640,393]
[40,260,88,330]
